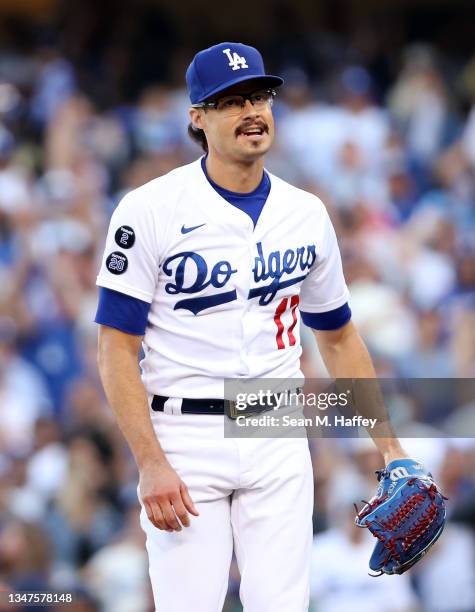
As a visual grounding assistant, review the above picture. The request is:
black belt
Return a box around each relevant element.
[151,389,302,418]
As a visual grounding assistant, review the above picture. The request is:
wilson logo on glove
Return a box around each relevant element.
[354,458,447,576]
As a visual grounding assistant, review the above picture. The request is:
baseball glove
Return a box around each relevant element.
[354,458,447,576]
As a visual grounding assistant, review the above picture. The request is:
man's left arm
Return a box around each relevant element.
[301,202,447,575]
[313,319,408,465]
[300,201,408,464]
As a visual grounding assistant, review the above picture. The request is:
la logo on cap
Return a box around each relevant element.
[222,48,248,71]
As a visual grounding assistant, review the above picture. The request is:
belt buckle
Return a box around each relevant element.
[225,388,301,420]
[224,399,240,419]
[225,400,260,420]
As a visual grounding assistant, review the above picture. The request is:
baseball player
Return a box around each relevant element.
[95,42,411,611]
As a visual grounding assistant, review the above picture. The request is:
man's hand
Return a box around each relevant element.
[139,460,199,532]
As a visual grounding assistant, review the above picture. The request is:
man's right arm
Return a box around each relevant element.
[97,324,199,531]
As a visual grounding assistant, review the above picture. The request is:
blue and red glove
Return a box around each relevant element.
[355,458,447,576]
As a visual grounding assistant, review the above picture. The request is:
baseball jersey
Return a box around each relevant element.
[96,157,350,398]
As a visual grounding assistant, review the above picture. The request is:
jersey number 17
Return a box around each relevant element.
[273,295,299,350]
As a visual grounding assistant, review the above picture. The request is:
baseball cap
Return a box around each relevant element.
[186,42,284,104]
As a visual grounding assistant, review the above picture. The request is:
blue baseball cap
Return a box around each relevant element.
[186,42,284,104]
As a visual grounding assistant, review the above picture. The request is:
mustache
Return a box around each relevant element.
[235,120,269,136]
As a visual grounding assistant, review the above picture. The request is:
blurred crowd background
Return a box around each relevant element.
[0,0,474,610]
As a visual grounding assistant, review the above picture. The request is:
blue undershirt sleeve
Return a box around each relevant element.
[95,287,151,335]
[300,302,351,331]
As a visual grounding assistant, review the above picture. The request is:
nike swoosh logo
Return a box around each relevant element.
[181,223,206,234]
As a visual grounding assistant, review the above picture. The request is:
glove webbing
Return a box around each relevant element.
[370,481,445,571]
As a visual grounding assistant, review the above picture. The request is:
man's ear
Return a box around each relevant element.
[189,108,204,130]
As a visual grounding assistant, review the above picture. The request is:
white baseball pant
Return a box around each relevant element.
[138,410,314,612]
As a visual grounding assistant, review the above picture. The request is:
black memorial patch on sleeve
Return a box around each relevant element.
[114,225,135,249]
[106,251,128,275]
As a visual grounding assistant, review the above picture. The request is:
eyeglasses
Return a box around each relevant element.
[192,89,276,116]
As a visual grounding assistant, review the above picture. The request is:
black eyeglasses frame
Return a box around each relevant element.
[191,88,277,111]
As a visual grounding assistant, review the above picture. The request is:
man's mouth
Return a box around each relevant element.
[236,124,268,137]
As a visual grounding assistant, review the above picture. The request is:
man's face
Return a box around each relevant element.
[189,81,275,162]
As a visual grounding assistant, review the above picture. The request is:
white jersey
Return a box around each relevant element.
[96,158,349,398]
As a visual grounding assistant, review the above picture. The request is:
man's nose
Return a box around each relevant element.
[241,99,259,117]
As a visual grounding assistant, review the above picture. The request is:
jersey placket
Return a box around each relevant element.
[194,167,257,377]
[238,184,279,376]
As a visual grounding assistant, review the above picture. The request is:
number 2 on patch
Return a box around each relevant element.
[274,295,299,349]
